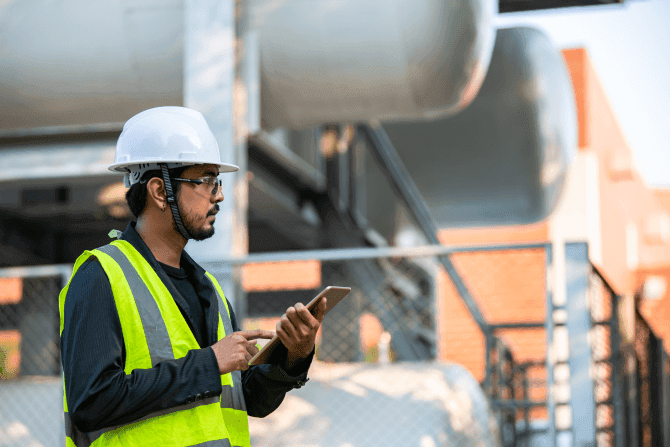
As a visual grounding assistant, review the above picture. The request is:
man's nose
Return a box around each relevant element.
[213,185,224,202]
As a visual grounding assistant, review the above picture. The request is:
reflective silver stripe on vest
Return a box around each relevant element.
[96,244,175,365]
[64,411,73,439]
[221,370,246,412]
[65,412,93,447]
[208,275,247,413]
[87,396,221,443]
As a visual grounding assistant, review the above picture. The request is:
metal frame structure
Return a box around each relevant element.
[208,238,604,447]
[3,239,668,446]
[3,117,668,447]
[0,264,72,286]
[352,122,666,447]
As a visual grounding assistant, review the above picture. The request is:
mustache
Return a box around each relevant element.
[207,204,220,217]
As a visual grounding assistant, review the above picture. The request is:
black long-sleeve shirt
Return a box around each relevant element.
[61,222,312,433]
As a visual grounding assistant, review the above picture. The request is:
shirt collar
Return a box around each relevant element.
[118,222,220,346]
[119,221,208,279]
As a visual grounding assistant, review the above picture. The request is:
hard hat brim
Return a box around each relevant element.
[108,161,240,174]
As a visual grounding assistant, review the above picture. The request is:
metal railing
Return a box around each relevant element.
[2,243,669,446]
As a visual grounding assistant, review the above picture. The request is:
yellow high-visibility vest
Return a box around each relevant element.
[59,240,250,447]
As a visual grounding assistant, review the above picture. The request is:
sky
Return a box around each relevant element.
[495,0,670,188]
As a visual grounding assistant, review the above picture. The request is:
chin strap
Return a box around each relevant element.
[161,163,191,241]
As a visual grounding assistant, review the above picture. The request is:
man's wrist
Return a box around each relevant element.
[282,347,314,372]
[283,351,307,371]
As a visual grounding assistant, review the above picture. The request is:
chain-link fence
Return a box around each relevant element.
[241,255,500,447]
[632,306,670,447]
[584,268,670,447]
[479,253,670,447]
[3,246,667,447]
[0,272,67,447]
[244,256,438,364]
[0,253,501,447]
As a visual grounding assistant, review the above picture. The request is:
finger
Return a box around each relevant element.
[243,349,253,362]
[245,340,260,357]
[294,303,317,326]
[276,321,291,347]
[313,297,327,322]
[239,330,275,340]
[279,314,299,341]
[235,348,252,370]
[286,306,307,329]
[293,304,319,336]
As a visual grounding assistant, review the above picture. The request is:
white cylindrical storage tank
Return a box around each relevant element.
[0,0,495,131]
[374,26,577,228]
[0,0,185,129]
[258,0,497,129]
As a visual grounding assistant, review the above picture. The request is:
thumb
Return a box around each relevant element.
[239,330,275,340]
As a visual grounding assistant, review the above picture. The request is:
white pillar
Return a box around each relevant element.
[183,0,252,318]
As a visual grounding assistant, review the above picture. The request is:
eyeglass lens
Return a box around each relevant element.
[205,177,222,194]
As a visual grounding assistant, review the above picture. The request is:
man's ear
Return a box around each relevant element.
[146,177,167,210]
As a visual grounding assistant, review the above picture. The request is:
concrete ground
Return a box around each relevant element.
[0,376,64,447]
[0,361,500,447]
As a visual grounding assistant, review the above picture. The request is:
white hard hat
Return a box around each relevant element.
[110,106,239,186]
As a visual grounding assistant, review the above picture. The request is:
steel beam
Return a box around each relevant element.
[565,242,597,447]
[663,349,670,447]
[203,242,549,268]
[545,244,557,447]
[650,334,666,447]
[610,293,626,447]
[360,124,490,334]
[484,333,494,394]
[249,130,326,192]
[313,194,433,360]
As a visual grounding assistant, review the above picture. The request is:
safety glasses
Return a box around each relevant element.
[171,176,222,195]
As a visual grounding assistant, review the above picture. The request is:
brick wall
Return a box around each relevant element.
[437,242,548,382]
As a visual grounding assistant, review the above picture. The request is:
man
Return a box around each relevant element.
[59,106,326,447]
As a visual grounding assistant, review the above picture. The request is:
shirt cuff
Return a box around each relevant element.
[260,348,314,385]
[281,348,315,378]
[188,347,224,402]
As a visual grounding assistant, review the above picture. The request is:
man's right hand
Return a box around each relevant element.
[210,330,275,375]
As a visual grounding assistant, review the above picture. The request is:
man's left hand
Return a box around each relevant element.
[277,297,327,370]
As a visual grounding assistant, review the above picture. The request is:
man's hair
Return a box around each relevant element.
[125,166,188,219]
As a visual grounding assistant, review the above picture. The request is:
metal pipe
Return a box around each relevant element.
[203,241,549,267]
[522,365,530,444]
[545,244,557,447]
[484,333,494,395]
[249,130,326,192]
[0,264,72,279]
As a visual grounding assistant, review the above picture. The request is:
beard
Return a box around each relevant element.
[174,203,219,241]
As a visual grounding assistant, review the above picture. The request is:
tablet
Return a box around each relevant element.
[248,286,352,366]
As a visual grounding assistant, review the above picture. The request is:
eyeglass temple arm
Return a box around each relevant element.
[171,177,203,184]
